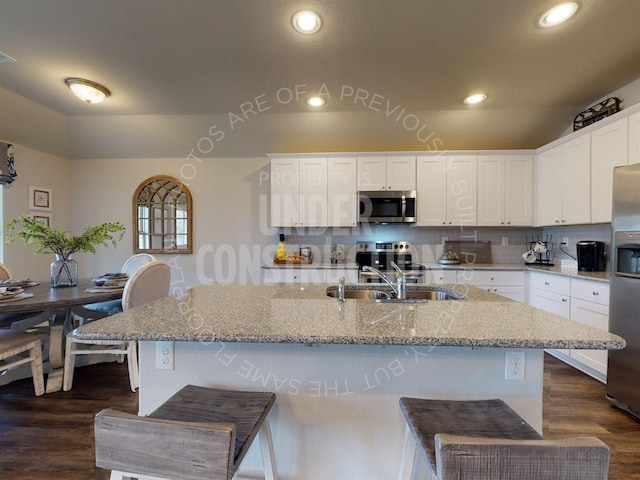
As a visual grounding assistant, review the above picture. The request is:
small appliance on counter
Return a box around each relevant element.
[576,240,606,272]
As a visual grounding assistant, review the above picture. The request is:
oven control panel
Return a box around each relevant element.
[356,241,411,253]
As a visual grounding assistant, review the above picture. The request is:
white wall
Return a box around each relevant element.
[70,157,273,291]
[1,143,72,278]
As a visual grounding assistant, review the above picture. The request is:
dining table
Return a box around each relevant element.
[0,279,123,393]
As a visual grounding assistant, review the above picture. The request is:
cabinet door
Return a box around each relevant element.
[416,156,447,226]
[270,158,299,227]
[326,269,359,284]
[504,155,533,226]
[534,146,562,226]
[477,155,505,226]
[570,298,609,376]
[424,269,457,284]
[561,134,591,225]
[298,157,328,227]
[629,110,640,165]
[591,117,629,223]
[482,286,525,302]
[446,155,477,226]
[529,288,570,317]
[386,156,416,190]
[328,157,357,227]
[357,157,386,190]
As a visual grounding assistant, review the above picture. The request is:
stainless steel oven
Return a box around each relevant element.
[355,241,425,283]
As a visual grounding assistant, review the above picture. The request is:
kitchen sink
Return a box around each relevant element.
[325,286,466,302]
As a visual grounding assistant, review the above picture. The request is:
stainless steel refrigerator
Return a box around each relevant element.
[607,162,640,417]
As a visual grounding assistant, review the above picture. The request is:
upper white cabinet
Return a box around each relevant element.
[270,157,328,227]
[357,156,416,191]
[628,110,640,165]
[270,157,300,227]
[535,133,590,226]
[327,157,358,227]
[591,117,629,223]
[416,155,477,226]
[477,154,533,226]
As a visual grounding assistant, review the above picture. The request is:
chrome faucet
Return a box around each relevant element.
[362,264,407,299]
[391,261,407,300]
[337,276,346,302]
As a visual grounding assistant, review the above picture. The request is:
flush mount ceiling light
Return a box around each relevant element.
[539,2,579,27]
[306,96,325,107]
[64,77,111,104]
[463,93,487,105]
[292,10,322,34]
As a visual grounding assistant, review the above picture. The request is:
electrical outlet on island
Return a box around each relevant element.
[505,351,525,380]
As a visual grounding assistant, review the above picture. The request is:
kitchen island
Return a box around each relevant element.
[76,283,625,480]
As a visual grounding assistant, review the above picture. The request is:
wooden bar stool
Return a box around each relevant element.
[0,330,45,396]
[95,385,278,480]
[398,397,609,480]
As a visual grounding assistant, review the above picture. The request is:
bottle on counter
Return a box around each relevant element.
[277,233,286,260]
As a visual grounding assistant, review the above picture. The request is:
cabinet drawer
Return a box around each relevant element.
[529,288,570,318]
[457,270,525,286]
[529,272,571,295]
[570,278,610,306]
[425,270,457,284]
[262,268,327,283]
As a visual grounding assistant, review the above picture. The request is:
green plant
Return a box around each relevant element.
[5,214,125,257]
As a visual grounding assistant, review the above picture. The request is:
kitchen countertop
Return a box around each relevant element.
[75,283,624,350]
[263,261,611,282]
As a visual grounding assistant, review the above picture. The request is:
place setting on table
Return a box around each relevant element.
[0,279,40,304]
[85,273,129,293]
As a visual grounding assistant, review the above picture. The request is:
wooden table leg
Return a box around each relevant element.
[46,309,73,393]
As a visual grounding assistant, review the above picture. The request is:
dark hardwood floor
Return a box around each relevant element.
[1,354,639,479]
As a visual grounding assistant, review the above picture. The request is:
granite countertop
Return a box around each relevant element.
[75,283,625,350]
[263,261,611,282]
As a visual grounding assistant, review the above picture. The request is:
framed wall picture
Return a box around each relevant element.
[28,186,53,211]
[32,213,52,227]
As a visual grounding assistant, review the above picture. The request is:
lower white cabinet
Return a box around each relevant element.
[262,268,327,284]
[424,269,457,284]
[458,270,525,302]
[529,272,610,382]
[262,268,358,284]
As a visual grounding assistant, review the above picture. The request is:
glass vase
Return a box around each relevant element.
[50,253,78,288]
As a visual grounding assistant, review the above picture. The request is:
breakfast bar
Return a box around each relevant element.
[76,283,625,479]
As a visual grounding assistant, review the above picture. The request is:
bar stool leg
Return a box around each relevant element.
[399,424,416,480]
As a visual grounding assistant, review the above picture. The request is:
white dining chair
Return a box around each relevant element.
[0,262,12,280]
[0,330,45,396]
[63,260,170,392]
[81,253,157,317]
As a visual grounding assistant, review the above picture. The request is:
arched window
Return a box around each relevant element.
[133,175,192,254]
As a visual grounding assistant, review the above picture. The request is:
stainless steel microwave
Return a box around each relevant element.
[358,190,417,223]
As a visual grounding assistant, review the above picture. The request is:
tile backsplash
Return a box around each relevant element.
[273,224,613,266]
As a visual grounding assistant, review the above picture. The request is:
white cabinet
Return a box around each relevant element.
[591,117,629,223]
[357,156,416,191]
[272,156,363,228]
[327,157,358,227]
[326,268,359,284]
[262,268,327,284]
[459,270,525,302]
[424,269,457,284]
[569,279,610,379]
[629,110,640,165]
[299,157,328,227]
[271,157,329,227]
[416,155,477,226]
[477,155,533,226]
[416,156,447,226]
[270,157,300,227]
[535,134,591,226]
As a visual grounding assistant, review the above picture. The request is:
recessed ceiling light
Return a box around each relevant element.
[463,93,487,105]
[306,96,325,107]
[539,2,578,28]
[65,78,110,104]
[292,10,322,34]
